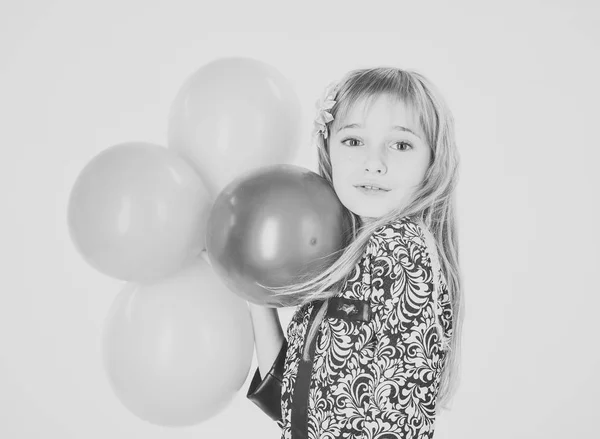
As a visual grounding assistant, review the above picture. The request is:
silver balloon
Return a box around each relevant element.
[205,164,351,307]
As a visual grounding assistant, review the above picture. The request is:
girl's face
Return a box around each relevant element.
[329,93,431,224]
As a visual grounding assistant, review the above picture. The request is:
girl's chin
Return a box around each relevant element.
[338,196,389,221]
[350,203,397,223]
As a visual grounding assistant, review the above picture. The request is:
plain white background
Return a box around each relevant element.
[1,0,598,438]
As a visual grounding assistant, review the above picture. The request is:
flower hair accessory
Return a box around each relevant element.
[313,80,340,140]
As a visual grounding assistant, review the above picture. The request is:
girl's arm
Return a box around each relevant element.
[201,249,286,371]
[364,226,451,438]
[248,303,285,379]
[201,250,287,423]
[246,303,287,425]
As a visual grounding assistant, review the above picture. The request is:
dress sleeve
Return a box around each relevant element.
[246,338,287,426]
[363,229,447,438]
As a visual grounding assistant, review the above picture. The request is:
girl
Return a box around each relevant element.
[246,67,463,439]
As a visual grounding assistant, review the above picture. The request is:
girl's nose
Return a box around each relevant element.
[364,151,387,174]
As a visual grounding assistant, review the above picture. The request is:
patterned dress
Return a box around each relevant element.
[248,216,453,439]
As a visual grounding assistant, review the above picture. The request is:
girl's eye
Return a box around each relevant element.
[341,138,362,147]
[393,141,413,151]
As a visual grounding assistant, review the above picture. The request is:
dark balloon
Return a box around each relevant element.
[205,164,351,307]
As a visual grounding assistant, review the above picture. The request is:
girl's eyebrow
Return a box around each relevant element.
[337,123,422,139]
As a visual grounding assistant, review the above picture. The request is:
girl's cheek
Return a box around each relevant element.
[342,149,360,162]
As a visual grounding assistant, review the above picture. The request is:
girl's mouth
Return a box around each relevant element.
[356,185,390,194]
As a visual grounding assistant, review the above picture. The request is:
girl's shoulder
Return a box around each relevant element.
[368,216,446,288]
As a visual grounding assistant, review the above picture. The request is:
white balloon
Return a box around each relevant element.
[102,257,254,426]
[168,57,302,197]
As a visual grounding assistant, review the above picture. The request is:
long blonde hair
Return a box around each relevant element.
[266,67,463,410]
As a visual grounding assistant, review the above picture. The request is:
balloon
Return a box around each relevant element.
[68,142,211,282]
[168,57,302,197]
[205,164,352,307]
[102,257,254,427]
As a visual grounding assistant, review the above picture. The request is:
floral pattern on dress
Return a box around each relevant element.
[278,217,453,439]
